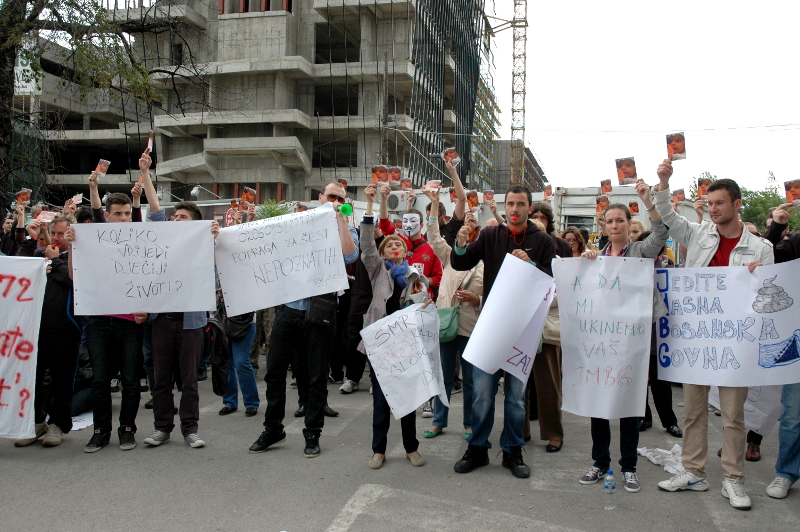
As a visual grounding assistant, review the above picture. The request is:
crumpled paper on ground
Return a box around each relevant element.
[637,444,685,474]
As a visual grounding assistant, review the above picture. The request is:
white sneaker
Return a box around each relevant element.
[339,379,359,394]
[143,430,170,446]
[766,476,792,499]
[185,433,205,448]
[42,424,63,447]
[721,479,751,510]
[14,423,47,447]
[421,400,433,418]
[657,471,709,492]
[369,386,373,394]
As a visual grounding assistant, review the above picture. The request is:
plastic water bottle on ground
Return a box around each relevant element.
[604,470,616,510]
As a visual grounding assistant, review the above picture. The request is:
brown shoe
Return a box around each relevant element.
[369,453,385,470]
[746,441,761,462]
[717,447,722,457]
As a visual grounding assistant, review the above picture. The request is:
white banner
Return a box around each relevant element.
[709,385,783,438]
[462,255,554,384]
[655,261,800,386]
[0,257,47,439]
[214,203,349,316]
[554,257,654,419]
[71,221,215,315]
[361,304,447,420]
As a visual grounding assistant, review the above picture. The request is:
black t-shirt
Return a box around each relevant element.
[386,279,404,315]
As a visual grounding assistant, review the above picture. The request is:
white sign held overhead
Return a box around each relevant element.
[0,257,47,439]
[361,304,447,420]
[462,255,554,385]
[214,203,349,316]
[554,257,654,420]
[71,221,216,315]
[655,262,800,387]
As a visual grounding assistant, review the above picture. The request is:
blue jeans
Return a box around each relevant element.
[433,335,474,430]
[224,323,260,410]
[776,382,800,483]
[87,317,143,433]
[468,367,526,451]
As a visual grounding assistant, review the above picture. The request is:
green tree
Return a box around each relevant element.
[740,187,800,232]
[256,200,291,220]
[0,1,215,213]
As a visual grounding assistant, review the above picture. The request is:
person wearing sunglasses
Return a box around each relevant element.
[249,181,359,459]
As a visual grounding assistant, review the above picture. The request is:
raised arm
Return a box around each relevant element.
[423,188,451,264]
[88,171,102,210]
[446,160,467,221]
[652,159,698,248]
[139,149,161,213]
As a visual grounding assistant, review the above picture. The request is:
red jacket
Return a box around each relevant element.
[379,217,443,298]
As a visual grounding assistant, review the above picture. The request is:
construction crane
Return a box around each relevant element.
[487,1,528,186]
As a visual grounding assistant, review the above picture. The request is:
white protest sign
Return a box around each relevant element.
[462,255,554,384]
[655,261,800,386]
[554,257,654,419]
[214,203,349,316]
[709,385,783,438]
[0,257,46,439]
[361,304,447,420]
[71,221,215,315]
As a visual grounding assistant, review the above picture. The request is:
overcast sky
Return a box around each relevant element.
[488,1,800,195]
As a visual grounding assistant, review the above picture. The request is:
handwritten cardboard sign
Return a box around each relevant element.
[462,255,554,385]
[71,221,215,314]
[214,203,349,316]
[361,304,447,420]
[655,262,800,386]
[0,257,46,439]
[554,257,653,419]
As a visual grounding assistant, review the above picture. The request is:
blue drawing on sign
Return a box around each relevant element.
[752,276,793,313]
[758,329,800,368]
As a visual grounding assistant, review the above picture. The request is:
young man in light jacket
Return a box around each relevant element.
[652,159,773,510]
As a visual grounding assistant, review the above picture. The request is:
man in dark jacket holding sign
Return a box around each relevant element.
[449,185,555,479]
[249,182,359,458]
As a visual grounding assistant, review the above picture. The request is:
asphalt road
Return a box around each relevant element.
[1,366,797,532]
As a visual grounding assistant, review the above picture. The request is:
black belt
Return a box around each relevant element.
[162,312,184,320]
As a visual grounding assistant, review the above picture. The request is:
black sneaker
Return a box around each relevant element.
[502,446,530,478]
[454,444,490,473]
[248,430,287,453]
[84,430,111,453]
[145,399,154,409]
[197,367,207,382]
[304,434,320,458]
[118,426,136,451]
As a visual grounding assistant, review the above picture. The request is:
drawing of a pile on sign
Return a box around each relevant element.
[752,276,793,313]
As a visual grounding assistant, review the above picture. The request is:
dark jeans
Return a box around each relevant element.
[142,316,155,390]
[644,324,677,428]
[344,312,368,383]
[263,306,333,438]
[152,314,204,436]
[590,417,640,472]
[329,290,351,381]
[370,371,418,454]
[87,317,143,433]
[34,327,81,432]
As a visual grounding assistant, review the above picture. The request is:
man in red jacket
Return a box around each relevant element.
[377,185,443,300]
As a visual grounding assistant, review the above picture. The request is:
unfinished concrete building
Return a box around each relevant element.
[39,0,493,206]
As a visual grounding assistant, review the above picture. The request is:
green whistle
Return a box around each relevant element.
[338,203,353,216]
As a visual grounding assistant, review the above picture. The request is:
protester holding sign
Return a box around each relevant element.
[74,174,147,453]
[13,216,81,447]
[450,185,555,479]
[422,186,482,441]
[358,184,429,469]
[135,148,217,449]
[761,201,800,499]
[653,159,774,510]
[248,181,358,459]
[577,179,668,494]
